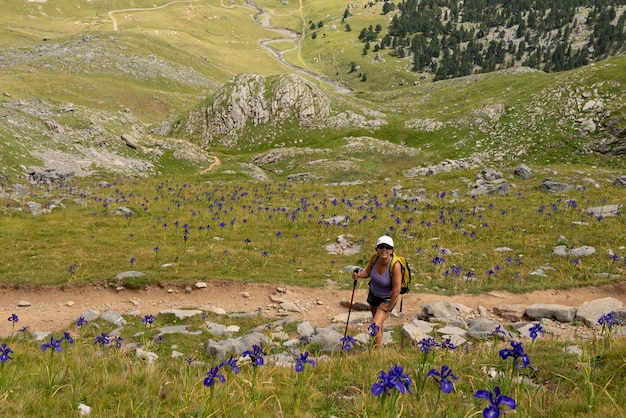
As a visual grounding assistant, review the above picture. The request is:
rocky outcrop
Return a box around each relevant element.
[187,74,331,148]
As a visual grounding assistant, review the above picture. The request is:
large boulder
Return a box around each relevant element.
[183,74,331,147]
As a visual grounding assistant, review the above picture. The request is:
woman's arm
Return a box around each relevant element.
[352,256,374,280]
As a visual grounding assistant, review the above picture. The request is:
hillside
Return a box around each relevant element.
[0,0,625,180]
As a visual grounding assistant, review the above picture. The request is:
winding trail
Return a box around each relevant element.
[106,0,350,93]
[245,0,351,94]
[108,1,203,31]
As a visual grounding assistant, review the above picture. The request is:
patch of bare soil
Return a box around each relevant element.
[2,281,625,333]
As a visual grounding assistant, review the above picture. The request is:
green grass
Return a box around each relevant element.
[0,164,624,293]
[1,308,625,416]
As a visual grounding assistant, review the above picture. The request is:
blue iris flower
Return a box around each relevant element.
[417,337,438,353]
[8,313,18,323]
[499,341,532,369]
[598,312,619,329]
[294,352,315,372]
[76,316,88,327]
[0,343,13,362]
[41,336,63,353]
[368,322,380,337]
[141,314,156,325]
[219,356,240,374]
[474,386,516,418]
[371,364,412,396]
[95,333,111,346]
[426,365,457,393]
[341,335,357,351]
[529,323,544,339]
[242,344,266,367]
[204,366,226,387]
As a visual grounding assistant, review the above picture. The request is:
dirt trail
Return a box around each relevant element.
[2,281,625,333]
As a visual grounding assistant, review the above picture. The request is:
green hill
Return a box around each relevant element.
[0,0,625,179]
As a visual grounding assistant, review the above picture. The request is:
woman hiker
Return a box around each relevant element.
[352,235,402,348]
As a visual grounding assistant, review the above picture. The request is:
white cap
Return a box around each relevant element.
[376,235,394,247]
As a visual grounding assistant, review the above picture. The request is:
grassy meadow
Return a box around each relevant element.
[2,164,626,416]
[1,0,626,416]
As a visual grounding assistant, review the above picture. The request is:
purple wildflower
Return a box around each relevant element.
[426,365,457,393]
[474,386,516,418]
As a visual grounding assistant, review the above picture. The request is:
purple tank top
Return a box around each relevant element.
[370,257,392,298]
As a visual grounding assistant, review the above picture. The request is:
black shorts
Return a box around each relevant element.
[367,289,394,311]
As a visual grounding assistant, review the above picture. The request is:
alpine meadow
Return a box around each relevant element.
[1,0,626,417]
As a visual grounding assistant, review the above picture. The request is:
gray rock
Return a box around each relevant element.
[32,331,51,341]
[420,301,473,321]
[493,304,527,322]
[115,270,145,280]
[563,345,584,356]
[206,322,228,337]
[552,245,595,258]
[576,297,624,327]
[157,325,202,336]
[332,311,371,325]
[205,331,270,360]
[310,327,343,353]
[401,322,434,344]
[340,299,370,311]
[436,325,467,337]
[467,318,506,339]
[280,301,301,313]
[613,176,626,187]
[526,304,576,323]
[611,309,626,323]
[193,73,331,148]
[297,321,315,337]
[121,133,139,149]
[100,311,127,326]
[514,164,533,179]
[539,179,574,193]
[79,309,100,323]
[585,204,622,217]
[160,309,203,320]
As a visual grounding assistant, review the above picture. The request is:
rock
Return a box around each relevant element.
[563,345,584,356]
[195,282,208,289]
[310,327,343,353]
[115,271,145,280]
[100,311,127,326]
[613,176,626,187]
[158,325,202,336]
[280,301,301,313]
[493,304,527,322]
[18,300,32,307]
[585,204,622,217]
[467,318,507,339]
[576,297,624,327]
[552,245,595,258]
[189,73,331,148]
[539,179,574,193]
[77,403,92,416]
[401,321,436,344]
[297,321,315,337]
[340,299,370,311]
[120,134,139,149]
[28,168,74,185]
[514,164,533,179]
[526,304,576,323]
[135,348,158,364]
[332,311,372,325]
[419,301,473,321]
[159,309,203,320]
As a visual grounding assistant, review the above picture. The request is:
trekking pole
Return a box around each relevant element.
[343,269,359,340]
